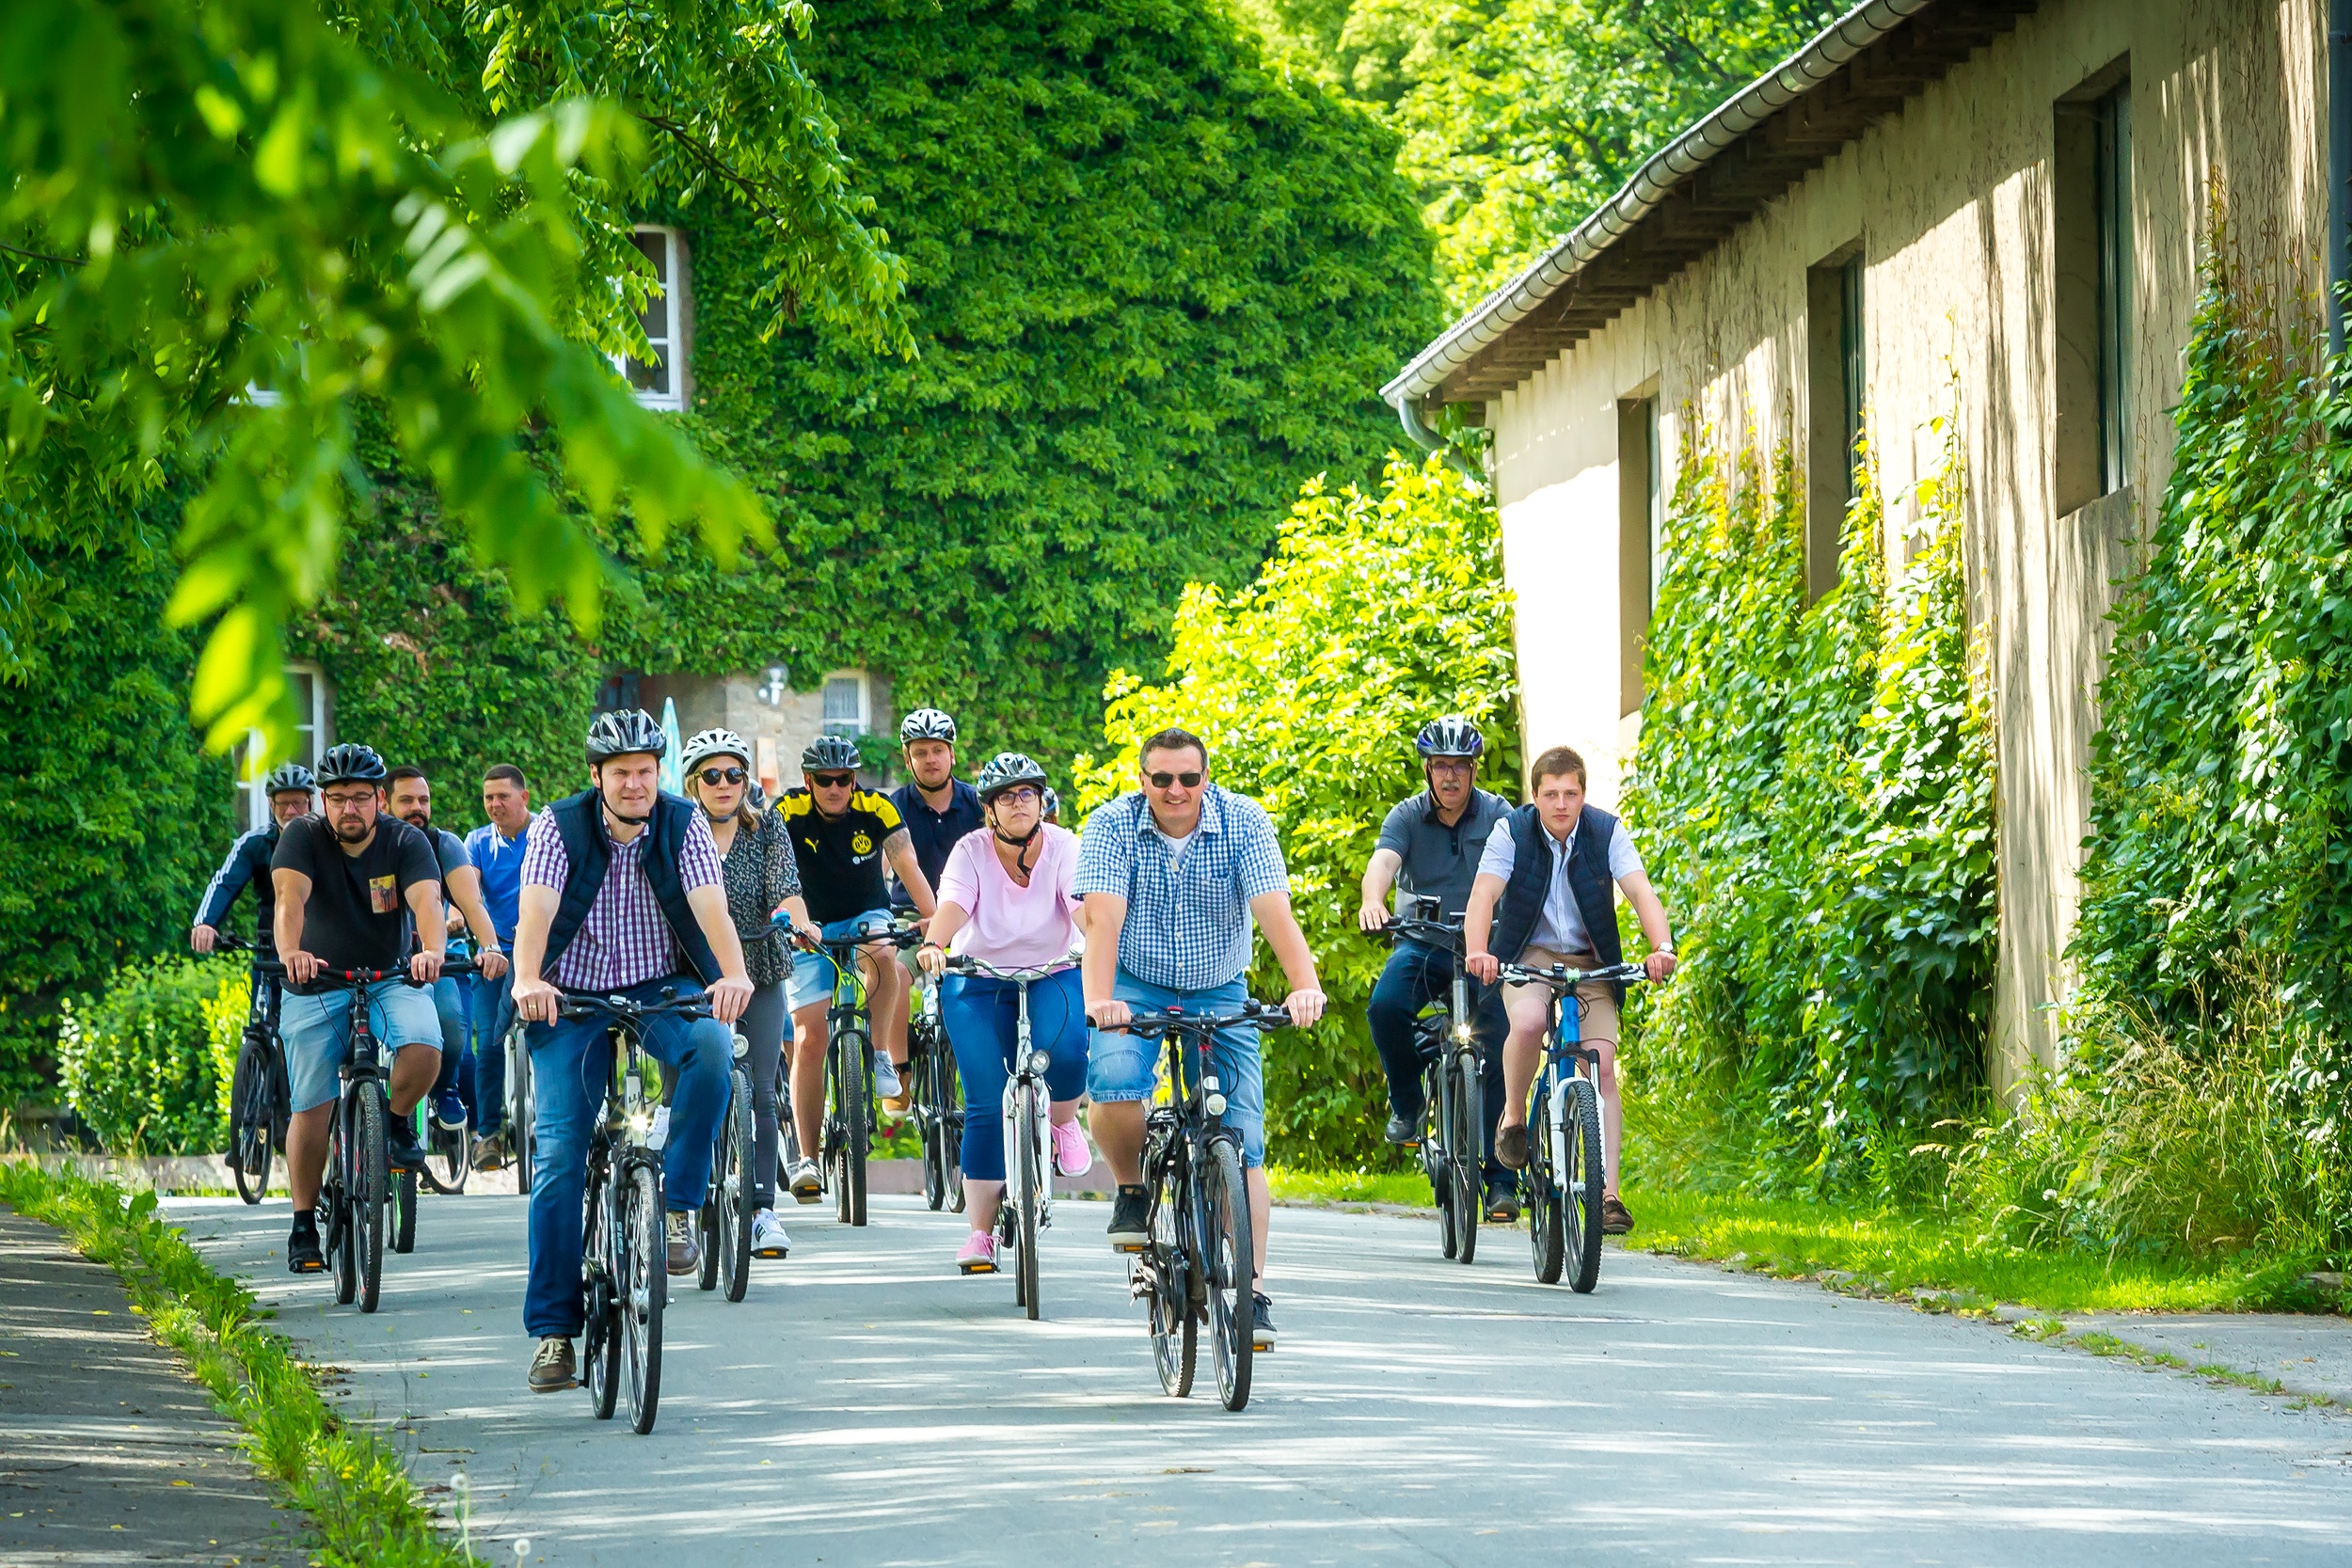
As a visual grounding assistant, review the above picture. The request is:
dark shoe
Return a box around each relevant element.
[1495,1123,1531,1170]
[1251,1291,1277,1351]
[431,1086,468,1131]
[1601,1195,1635,1236]
[471,1130,508,1172]
[1485,1181,1521,1224]
[387,1118,429,1172]
[665,1210,699,1275]
[528,1337,576,1393]
[287,1217,325,1274]
[1106,1184,1150,1252]
[1383,1113,1422,1148]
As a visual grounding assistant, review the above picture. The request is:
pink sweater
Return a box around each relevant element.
[934,824,1082,970]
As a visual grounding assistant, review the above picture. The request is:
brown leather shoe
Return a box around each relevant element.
[1495,1123,1531,1170]
[1601,1195,1635,1235]
[528,1337,576,1393]
[665,1210,699,1276]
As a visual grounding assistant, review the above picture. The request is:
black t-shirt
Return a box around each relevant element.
[779,787,903,925]
[271,815,441,982]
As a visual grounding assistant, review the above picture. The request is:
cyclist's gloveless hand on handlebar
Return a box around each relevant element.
[1357,900,1390,934]
[1645,950,1677,983]
[408,947,444,985]
[1465,950,1501,986]
[285,949,324,986]
[1088,996,1132,1030]
[916,943,946,978]
[512,974,559,1024]
[476,948,510,981]
[1282,988,1327,1029]
[705,974,754,1026]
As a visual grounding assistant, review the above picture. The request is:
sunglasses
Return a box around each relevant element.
[698,766,748,786]
[1146,770,1204,789]
[808,772,855,789]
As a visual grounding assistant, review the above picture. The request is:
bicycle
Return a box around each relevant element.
[943,956,1073,1321]
[1109,1000,1291,1413]
[216,937,288,1207]
[911,976,964,1213]
[697,1026,755,1302]
[1379,901,1486,1265]
[783,918,922,1227]
[1497,958,1651,1293]
[390,960,478,1254]
[554,987,707,1435]
[501,1009,537,1188]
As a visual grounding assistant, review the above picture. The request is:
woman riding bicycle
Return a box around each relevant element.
[916,752,1093,1274]
[682,728,817,1261]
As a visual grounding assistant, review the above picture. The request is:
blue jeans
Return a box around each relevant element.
[1367,941,1512,1185]
[521,975,733,1340]
[942,968,1088,1183]
[427,974,469,1107]
[469,968,516,1134]
[1086,971,1266,1168]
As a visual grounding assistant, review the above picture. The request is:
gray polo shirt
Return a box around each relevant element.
[1375,788,1512,921]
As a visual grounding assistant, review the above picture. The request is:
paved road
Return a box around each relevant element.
[180,1194,2352,1567]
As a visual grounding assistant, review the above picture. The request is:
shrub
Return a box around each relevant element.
[57,958,248,1154]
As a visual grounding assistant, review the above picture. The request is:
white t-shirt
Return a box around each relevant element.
[1475,814,1645,956]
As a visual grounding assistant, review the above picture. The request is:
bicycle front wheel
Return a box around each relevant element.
[1201,1136,1255,1412]
[1448,1051,1482,1267]
[718,1066,755,1303]
[1016,1084,1041,1322]
[620,1161,666,1433]
[508,1025,536,1190]
[230,1035,273,1204]
[830,1024,870,1227]
[353,1083,389,1313]
[391,1157,419,1256]
[1562,1077,1605,1294]
[326,1127,357,1307]
[582,1159,619,1419]
[1146,1146,1195,1399]
[1526,1085,1564,1285]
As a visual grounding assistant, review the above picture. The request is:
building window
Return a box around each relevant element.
[616,227,686,412]
[2056,69,2133,514]
[821,671,870,737]
[1617,395,1661,717]
[1805,246,1866,602]
[236,663,329,830]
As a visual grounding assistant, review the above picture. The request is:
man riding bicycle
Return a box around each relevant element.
[463,765,532,1168]
[778,735,936,1201]
[1462,745,1676,1237]
[388,765,511,1133]
[888,708,981,1113]
[192,761,316,959]
[267,745,447,1275]
[505,709,753,1394]
[1358,717,1517,1218]
[1076,727,1326,1351]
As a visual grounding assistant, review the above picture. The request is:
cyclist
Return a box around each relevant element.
[1076,726,1325,1350]
[191,762,316,957]
[268,744,447,1275]
[1041,787,1061,826]
[507,709,754,1395]
[914,752,1091,1275]
[1463,744,1677,1237]
[388,766,510,1133]
[887,707,981,1114]
[778,736,937,1202]
[463,765,532,1169]
[1357,717,1517,1218]
[682,727,815,1260]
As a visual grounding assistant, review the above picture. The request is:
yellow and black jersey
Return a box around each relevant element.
[777,786,903,924]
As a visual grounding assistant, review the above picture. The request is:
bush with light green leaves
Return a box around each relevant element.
[57,957,250,1155]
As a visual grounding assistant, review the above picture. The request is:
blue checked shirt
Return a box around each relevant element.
[1073,784,1290,991]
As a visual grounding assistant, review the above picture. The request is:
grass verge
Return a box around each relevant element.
[0,1161,472,1567]
[1267,1165,1434,1208]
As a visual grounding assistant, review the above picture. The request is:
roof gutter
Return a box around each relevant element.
[1382,0,1937,417]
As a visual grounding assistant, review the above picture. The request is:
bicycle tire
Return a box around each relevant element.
[622,1161,665,1433]
[1203,1134,1254,1412]
[421,1101,471,1197]
[1017,1082,1041,1322]
[915,1022,946,1212]
[1449,1051,1482,1267]
[719,1066,755,1303]
[1146,1143,1195,1399]
[326,1126,357,1307]
[230,1034,273,1204]
[508,1024,535,1191]
[391,1162,418,1256]
[831,1024,870,1227]
[354,1083,389,1314]
[1527,1083,1565,1285]
[582,1160,620,1419]
[1563,1077,1605,1293]
[1426,1059,1457,1259]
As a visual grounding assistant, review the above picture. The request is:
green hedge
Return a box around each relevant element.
[57,957,248,1154]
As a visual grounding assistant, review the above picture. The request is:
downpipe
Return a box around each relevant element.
[2332,0,2351,359]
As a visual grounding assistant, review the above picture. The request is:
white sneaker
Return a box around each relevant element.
[787,1158,824,1203]
[871,1051,903,1100]
[751,1209,791,1259]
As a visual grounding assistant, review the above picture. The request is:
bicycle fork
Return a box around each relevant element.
[999,983,1053,1226]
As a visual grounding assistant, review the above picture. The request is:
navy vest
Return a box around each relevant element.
[541,789,723,986]
[1489,802,1627,1003]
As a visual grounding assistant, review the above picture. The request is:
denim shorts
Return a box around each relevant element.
[1086,971,1266,1168]
[788,910,898,1010]
[279,980,444,1113]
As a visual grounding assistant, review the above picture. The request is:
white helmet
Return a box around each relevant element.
[899,707,958,744]
[680,727,751,777]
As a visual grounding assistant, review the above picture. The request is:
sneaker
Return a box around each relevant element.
[956,1231,998,1274]
[751,1209,791,1259]
[470,1130,508,1172]
[1106,1184,1150,1252]
[287,1216,325,1274]
[387,1117,429,1172]
[871,1051,903,1101]
[1494,1122,1531,1170]
[527,1337,576,1393]
[1251,1291,1277,1351]
[1051,1118,1093,1179]
[1485,1181,1521,1224]
[787,1158,824,1203]
[431,1086,468,1131]
[1601,1195,1635,1236]
[1383,1113,1422,1148]
[665,1210,698,1276]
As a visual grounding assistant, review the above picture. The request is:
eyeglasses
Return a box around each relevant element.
[808,772,855,789]
[991,786,1041,807]
[1146,770,1203,789]
[698,766,748,786]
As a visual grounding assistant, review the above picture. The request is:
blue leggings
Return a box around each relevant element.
[941,967,1088,1183]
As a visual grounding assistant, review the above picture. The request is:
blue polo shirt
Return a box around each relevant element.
[889,779,983,905]
[463,815,533,943]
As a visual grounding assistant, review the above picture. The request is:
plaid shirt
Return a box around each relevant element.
[1073,784,1289,991]
[519,807,723,990]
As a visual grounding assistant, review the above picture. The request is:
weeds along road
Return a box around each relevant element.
[180,1195,2352,1567]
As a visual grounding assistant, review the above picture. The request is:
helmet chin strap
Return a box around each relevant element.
[991,815,1043,878]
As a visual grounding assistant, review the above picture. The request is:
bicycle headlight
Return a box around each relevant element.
[628,1112,652,1136]
[1454,1022,1475,1043]
[1204,1092,1228,1117]
[1027,1050,1051,1077]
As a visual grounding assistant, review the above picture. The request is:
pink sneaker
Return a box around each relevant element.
[956,1231,998,1275]
[1052,1118,1094,1179]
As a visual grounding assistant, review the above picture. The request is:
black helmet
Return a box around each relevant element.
[801,735,864,772]
[1413,716,1486,760]
[314,744,387,786]
[899,707,958,744]
[585,708,667,765]
[974,752,1049,803]
[262,762,316,796]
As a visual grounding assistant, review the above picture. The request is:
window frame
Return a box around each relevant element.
[820,670,871,737]
[238,662,330,831]
[616,225,687,413]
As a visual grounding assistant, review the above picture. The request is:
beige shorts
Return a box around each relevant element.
[1502,946,1621,1048]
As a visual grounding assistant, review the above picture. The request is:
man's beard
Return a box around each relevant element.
[332,814,373,845]
[399,808,432,833]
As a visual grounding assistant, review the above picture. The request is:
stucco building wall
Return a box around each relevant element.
[1486,0,2328,1088]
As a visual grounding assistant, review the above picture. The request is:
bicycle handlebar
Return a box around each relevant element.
[1493,958,1651,990]
[943,954,1078,984]
[251,957,481,986]
[553,988,716,1024]
[1101,1000,1295,1037]
[1379,915,1467,953]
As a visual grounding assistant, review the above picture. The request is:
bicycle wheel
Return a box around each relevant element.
[1202,1135,1255,1412]
[1448,1052,1482,1267]
[391,1159,419,1256]
[353,1083,389,1314]
[1563,1077,1606,1294]
[1016,1083,1041,1322]
[1145,1146,1195,1399]
[916,1026,946,1212]
[831,1024,870,1227]
[1426,1061,1456,1259]
[718,1066,755,1303]
[621,1161,666,1433]
[508,1024,536,1191]
[1526,1085,1565,1285]
[230,1034,273,1204]
[582,1159,620,1420]
[326,1126,357,1306]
